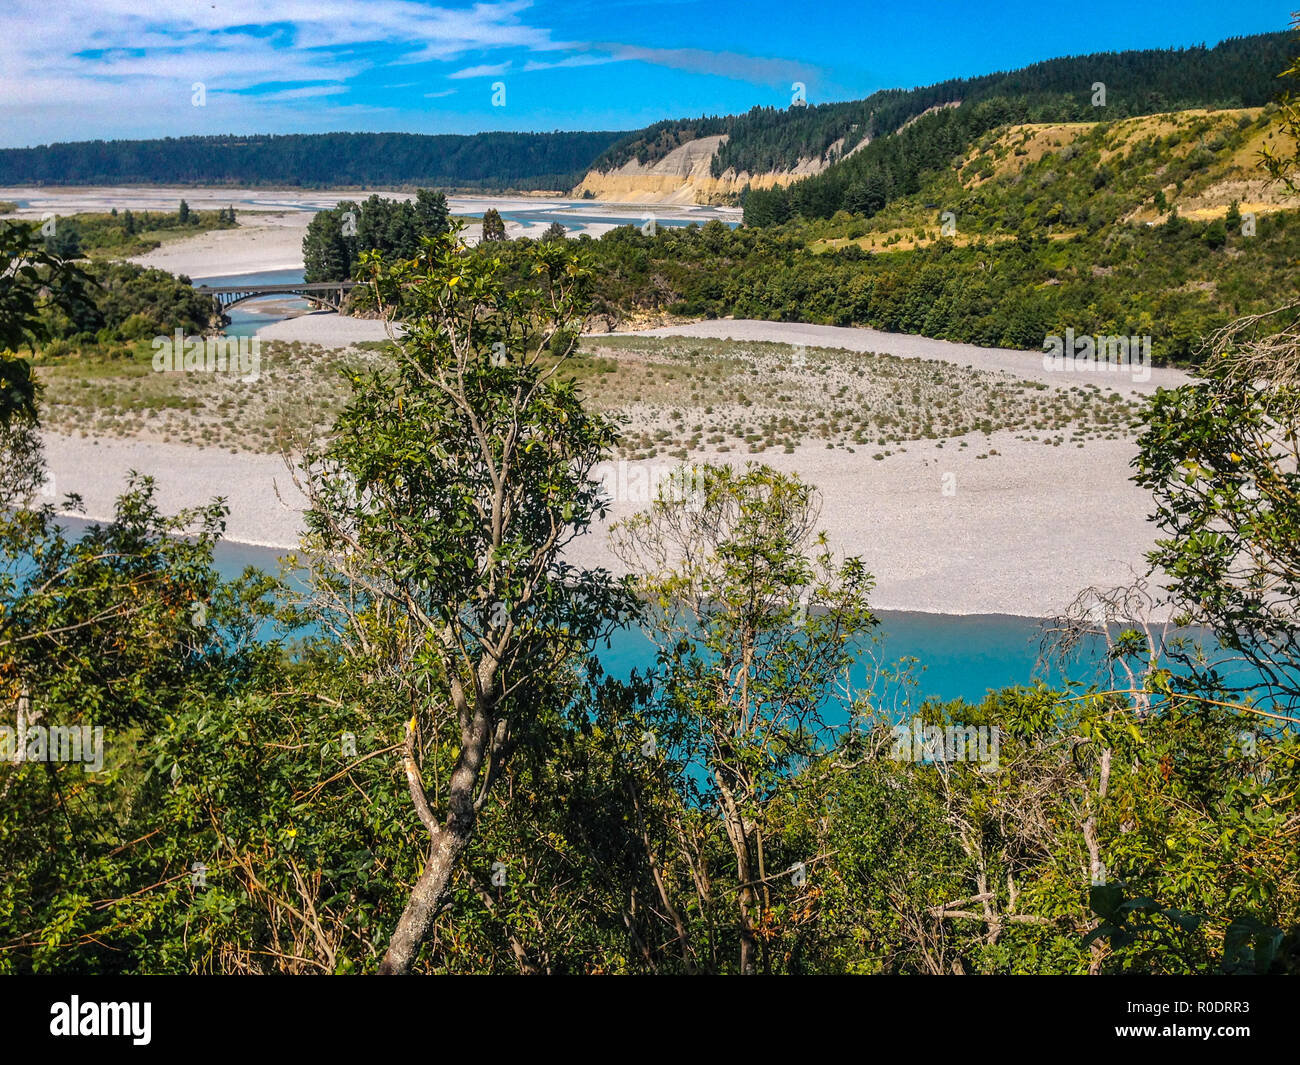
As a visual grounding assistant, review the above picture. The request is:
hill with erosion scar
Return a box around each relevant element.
[572,133,871,204]
[572,30,1294,205]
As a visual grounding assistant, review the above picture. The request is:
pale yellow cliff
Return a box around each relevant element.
[571,132,868,205]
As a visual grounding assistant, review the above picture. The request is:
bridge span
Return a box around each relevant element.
[196,281,359,312]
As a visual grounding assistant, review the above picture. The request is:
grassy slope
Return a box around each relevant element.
[807,107,1298,251]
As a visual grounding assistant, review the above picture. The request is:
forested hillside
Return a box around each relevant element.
[742,32,1293,221]
[587,31,1291,190]
[0,130,625,190]
[594,117,730,170]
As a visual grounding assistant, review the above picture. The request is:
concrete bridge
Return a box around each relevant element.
[196,281,359,312]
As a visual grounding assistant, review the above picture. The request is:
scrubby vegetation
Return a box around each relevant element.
[537,201,1294,364]
[582,336,1141,459]
[30,332,1142,457]
[40,202,238,260]
[31,339,355,450]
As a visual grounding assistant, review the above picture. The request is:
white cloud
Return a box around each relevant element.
[252,85,351,102]
[0,0,560,143]
[447,62,512,79]
[600,44,818,87]
[0,0,820,145]
[520,54,618,73]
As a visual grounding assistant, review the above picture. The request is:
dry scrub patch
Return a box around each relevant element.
[577,336,1144,460]
[33,335,1144,461]
[34,340,383,453]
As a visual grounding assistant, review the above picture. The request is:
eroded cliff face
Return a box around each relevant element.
[571,133,867,205]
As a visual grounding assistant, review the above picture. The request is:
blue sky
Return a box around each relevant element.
[0,0,1290,148]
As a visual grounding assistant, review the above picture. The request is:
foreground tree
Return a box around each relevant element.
[301,229,634,974]
[612,463,875,972]
[1132,307,1300,711]
[1,220,89,428]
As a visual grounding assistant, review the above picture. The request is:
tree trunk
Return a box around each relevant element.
[378,705,492,975]
[716,771,758,974]
[377,822,470,974]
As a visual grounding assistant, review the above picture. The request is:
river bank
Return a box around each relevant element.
[39,415,1166,619]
